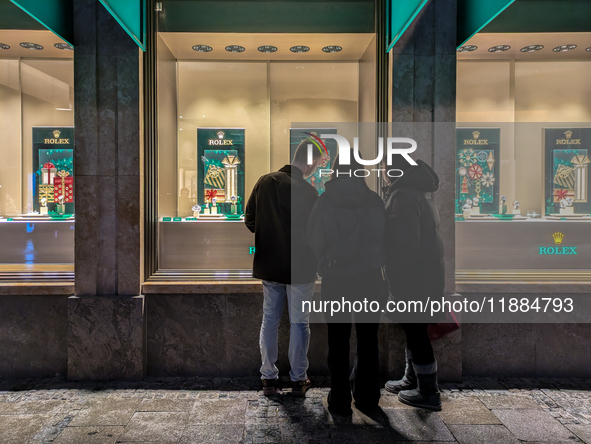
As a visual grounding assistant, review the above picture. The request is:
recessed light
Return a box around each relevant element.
[553,44,577,52]
[192,45,212,53]
[520,45,544,53]
[179,116,183,119]
[457,45,477,53]
[55,108,72,111]
[257,45,277,53]
[180,128,183,131]
[225,45,245,53]
[332,66,341,69]
[322,45,342,53]
[295,66,305,70]
[488,45,511,53]
[290,45,310,53]
[0,43,10,50]
[20,42,43,50]
[586,47,591,52]
[54,43,73,51]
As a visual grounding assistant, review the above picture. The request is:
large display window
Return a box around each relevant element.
[0,30,74,275]
[456,33,591,281]
[155,33,376,276]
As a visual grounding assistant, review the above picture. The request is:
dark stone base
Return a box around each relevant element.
[68,295,146,380]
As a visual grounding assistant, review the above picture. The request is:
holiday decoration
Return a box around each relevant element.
[222,155,241,203]
[204,164,225,189]
[571,154,590,202]
[41,162,56,185]
[468,164,483,180]
[486,151,495,171]
[481,172,495,187]
[54,170,73,203]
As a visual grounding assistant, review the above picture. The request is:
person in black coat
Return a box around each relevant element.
[307,151,386,415]
[245,140,324,397]
[382,158,445,411]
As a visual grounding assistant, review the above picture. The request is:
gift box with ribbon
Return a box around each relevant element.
[41,162,56,185]
[54,170,74,203]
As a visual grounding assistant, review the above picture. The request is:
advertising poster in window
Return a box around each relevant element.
[33,127,75,216]
[455,128,501,215]
[197,128,245,217]
[289,128,337,195]
[544,128,591,217]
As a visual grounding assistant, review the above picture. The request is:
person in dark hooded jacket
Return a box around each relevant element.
[382,158,445,411]
[307,151,386,415]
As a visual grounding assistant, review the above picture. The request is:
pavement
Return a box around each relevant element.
[0,376,590,443]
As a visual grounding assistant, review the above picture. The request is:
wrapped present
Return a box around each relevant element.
[553,164,575,189]
[553,188,575,203]
[571,155,590,202]
[41,162,56,185]
[39,184,55,204]
[204,164,225,189]
[222,155,240,202]
[54,170,74,203]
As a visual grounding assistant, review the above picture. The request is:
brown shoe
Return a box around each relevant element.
[292,379,311,397]
[262,378,278,396]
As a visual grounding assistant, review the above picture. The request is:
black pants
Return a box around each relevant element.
[401,323,434,365]
[322,268,385,408]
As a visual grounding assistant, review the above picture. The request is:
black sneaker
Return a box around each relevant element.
[262,378,278,396]
[292,379,311,397]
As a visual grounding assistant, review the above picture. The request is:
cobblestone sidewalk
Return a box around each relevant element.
[0,376,590,443]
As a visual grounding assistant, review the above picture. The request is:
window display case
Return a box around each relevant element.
[456,32,591,280]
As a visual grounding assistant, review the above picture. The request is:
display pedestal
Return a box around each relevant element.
[57,204,65,214]
[40,207,48,215]
[500,204,507,215]
[470,207,480,215]
[463,210,471,219]
[512,209,521,215]
[193,211,200,218]
[560,207,574,215]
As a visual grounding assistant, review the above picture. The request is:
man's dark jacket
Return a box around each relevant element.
[383,160,445,300]
[245,165,318,284]
[307,176,385,278]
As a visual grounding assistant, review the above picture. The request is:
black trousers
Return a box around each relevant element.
[401,323,434,365]
[322,268,385,408]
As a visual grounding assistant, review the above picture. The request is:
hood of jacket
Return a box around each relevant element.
[323,176,372,208]
[384,160,440,195]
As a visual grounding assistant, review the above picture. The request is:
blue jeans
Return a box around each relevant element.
[260,280,316,382]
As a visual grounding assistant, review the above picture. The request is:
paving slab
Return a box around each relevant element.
[566,424,591,443]
[51,425,124,444]
[180,424,245,444]
[0,413,54,442]
[68,398,141,426]
[381,408,456,442]
[380,394,417,409]
[1,399,65,415]
[492,409,580,442]
[438,397,502,425]
[190,399,248,424]
[136,398,196,412]
[478,394,540,409]
[448,424,520,444]
[329,425,397,443]
[117,411,190,442]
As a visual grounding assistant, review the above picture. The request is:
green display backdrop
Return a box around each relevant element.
[457,0,516,47]
[33,127,75,214]
[99,0,145,50]
[456,128,501,214]
[9,0,73,44]
[197,128,245,215]
[544,128,591,216]
[289,128,337,195]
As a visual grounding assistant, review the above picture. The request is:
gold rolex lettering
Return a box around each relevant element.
[464,139,489,145]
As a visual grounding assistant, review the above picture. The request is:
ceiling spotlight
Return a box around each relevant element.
[520,45,544,53]
[258,45,277,53]
[553,44,577,52]
[0,43,10,50]
[192,45,213,53]
[322,45,342,53]
[54,43,73,51]
[457,45,477,53]
[290,45,310,53]
[225,45,245,53]
[295,66,305,70]
[586,47,591,52]
[20,42,43,50]
[488,45,511,53]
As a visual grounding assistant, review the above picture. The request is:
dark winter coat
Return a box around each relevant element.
[307,177,386,278]
[245,165,318,284]
[383,160,445,301]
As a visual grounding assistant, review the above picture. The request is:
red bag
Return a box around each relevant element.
[427,310,460,342]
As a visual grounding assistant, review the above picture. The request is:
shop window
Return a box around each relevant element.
[155,33,376,277]
[456,33,591,281]
[0,32,74,276]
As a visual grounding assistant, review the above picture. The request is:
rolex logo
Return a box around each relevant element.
[217,131,225,139]
[553,232,564,245]
[565,131,572,139]
[472,131,480,139]
[53,130,61,138]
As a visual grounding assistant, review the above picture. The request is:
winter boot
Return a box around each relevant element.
[397,360,441,411]
[385,349,417,394]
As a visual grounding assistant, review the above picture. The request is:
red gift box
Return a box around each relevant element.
[54,170,74,203]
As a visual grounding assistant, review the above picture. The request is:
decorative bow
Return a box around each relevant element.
[205,189,218,202]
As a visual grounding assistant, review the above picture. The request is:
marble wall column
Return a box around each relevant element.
[387,0,462,381]
[69,0,145,380]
